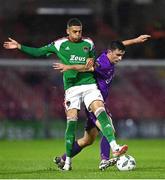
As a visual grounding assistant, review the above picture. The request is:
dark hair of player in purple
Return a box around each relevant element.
[108,40,126,51]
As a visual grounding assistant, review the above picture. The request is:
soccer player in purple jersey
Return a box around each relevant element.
[53,35,150,170]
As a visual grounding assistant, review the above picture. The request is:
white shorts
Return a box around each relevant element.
[64,84,103,111]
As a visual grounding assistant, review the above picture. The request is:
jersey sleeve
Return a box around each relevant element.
[20,43,57,57]
[94,56,106,75]
[89,42,96,61]
[94,60,102,72]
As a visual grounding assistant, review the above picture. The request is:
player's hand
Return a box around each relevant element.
[85,58,94,69]
[135,35,151,43]
[53,63,69,72]
[3,38,21,49]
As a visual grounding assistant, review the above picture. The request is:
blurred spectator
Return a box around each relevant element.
[146,20,165,58]
[0,67,164,121]
[0,0,165,59]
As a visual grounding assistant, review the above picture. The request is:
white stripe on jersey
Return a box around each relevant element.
[82,37,94,51]
[54,38,68,51]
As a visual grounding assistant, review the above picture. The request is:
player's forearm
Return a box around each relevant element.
[80,66,94,72]
[122,35,151,46]
[122,39,138,46]
[20,45,48,57]
[66,64,94,72]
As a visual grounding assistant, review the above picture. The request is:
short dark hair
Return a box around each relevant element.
[67,18,82,28]
[108,40,126,51]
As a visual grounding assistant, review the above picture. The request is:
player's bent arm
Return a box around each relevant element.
[53,58,94,72]
[79,58,94,72]
[122,34,151,46]
[70,58,94,72]
[53,63,94,72]
[70,64,94,72]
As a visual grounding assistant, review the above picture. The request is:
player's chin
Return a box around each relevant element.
[114,61,119,64]
[74,37,81,42]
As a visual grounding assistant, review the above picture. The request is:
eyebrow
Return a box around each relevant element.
[73,30,81,32]
[116,52,125,56]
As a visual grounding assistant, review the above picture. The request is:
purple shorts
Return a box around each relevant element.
[85,109,97,131]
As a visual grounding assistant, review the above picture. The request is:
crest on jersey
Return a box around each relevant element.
[83,46,89,53]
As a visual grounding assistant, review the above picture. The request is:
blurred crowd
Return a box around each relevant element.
[0,0,165,59]
[0,67,164,122]
[0,12,165,59]
[0,0,165,123]
[0,69,65,121]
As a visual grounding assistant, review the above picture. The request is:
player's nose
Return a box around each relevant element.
[118,56,122,61]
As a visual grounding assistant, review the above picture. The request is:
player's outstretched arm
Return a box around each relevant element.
[53,58,94,72]
[122,35,151,46]
[3,37,55,57]
[3,38,21,49]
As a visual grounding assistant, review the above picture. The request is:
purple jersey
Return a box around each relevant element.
[85,51,115,130]
[94,51,115,100]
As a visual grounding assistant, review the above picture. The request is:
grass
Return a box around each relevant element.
[0,139,165,179]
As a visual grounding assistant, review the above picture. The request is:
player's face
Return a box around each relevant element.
[108,49,125,64]
[67,26,82,42]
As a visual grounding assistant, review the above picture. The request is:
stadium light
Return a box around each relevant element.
[36,7,93,15]
[134,0,153,4]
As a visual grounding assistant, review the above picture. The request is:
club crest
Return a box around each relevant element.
[83,46,89,53]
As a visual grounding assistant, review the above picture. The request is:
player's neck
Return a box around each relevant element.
[68,36,82,42]
[107,53,113,64]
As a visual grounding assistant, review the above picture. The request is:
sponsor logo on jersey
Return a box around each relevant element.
[83,46,89,53]
[70,55,86,62]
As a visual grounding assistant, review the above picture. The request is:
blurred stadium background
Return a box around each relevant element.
[0,0,165,140]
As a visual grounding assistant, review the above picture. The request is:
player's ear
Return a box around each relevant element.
[66,28,69,35]
[107,49,112,54]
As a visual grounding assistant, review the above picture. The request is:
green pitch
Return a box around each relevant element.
[0,139,164,179]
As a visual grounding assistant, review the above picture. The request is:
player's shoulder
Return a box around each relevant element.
[53,36,68,44]
[52,37,69,50]
[82,36,95,45]
[96,51,107,63]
